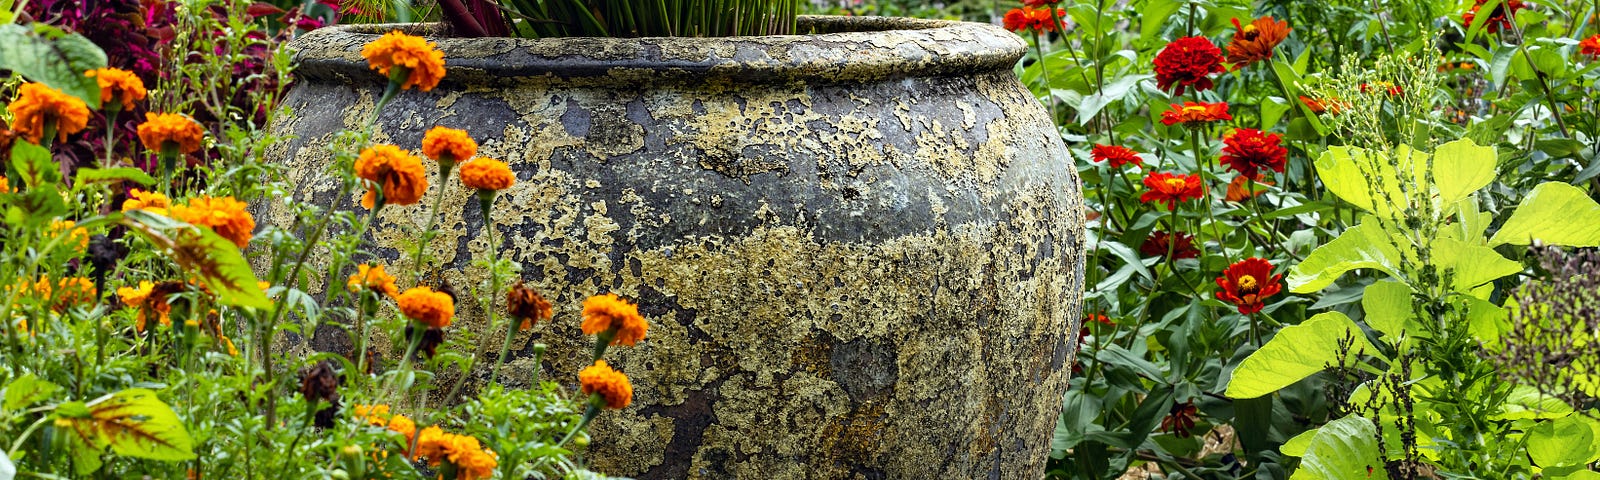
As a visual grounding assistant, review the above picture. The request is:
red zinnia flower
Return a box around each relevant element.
[1003,7,1063,33]
[1140,172,1205,210]
[1160,102,1232,126]
[1021,0,1060,6]
[1219,128,1287,178]
[1140,230,1200,260]
[1153,36,1226,96]
[1359,82,1404,97]
[1214,257,1283,315]
[1091,144,1143,168]
[1463,0,1526,34]
[1225,17,1291,69]
[1298,96,1343,115]
[1581,35,1600,57]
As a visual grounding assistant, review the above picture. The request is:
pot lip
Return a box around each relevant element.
[289,15,1024,85]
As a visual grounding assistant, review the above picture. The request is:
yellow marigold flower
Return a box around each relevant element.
[170,195,256,248]
[397,286,454,328]
[121,189,171,216]
[137,113,205,154]
[581,293,648,346]
[421,126,476,163]
[51,277,96,311]
[49,219,90,252]
[361,31,446,92]
[6,83,90,144]
[87,68,147,111]
[347,263,398,298]
[0,177,10,194]
[412,427,496,479]
[387,414,417,446]
[354,144,428,208]
[221,335,239,356]
[459,158,514,191]
[117,280,173,332]
[353,404,392,424]
[579,360,634,409]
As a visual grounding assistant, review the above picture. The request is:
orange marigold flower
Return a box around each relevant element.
[1580,35,1600,57]
[0,177,10,194]
[397,286,454,328]
[354,144,429,208]
[118,280,175,332]
[1140,172,1205,211]
[170,195,256,248]
[137,113,206,154]
[1091,144,1143,169]
[387,414,417,446]
[121,189,172,216]
[421,126,476,163]
[1215,257,1283,315]
[361,31,446,92]
[459,158,515,191]
[1219,128,1287,178]
[1154,37,1226,96]
[7,83,90,144]
[581,293,648,346]
[51,277,97,311]
[1224,174,1273,202]
[1225,17,1290,69]
[507,280,553,331]
[579,360,635,409]
[87,68,147,111]
[49,219,90,252]
[413,427,497,479]
[1160,102,1232,126]
[347,263,399,298]
[221,335,239,356]
[353,404,392,424]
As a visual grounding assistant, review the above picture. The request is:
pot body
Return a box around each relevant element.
[270,16,1084,479]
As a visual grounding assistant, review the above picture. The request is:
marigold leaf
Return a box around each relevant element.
[169,227,271,310]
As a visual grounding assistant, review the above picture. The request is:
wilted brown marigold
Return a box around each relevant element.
[1225,17,1290,69]
[121,189,171,216]
[171,195,256,248]
[460,158,514,191]
[137,113,206,154]
[87,68,147,111]
[361,31,446,92]
[581,293,648,346]
[347,263,398,298]
[507,280,553,331]
[579,360,634,409]
[421,126,476,163]
[7,83,90,144]
[397,286,454,328]
[354,144,428,208]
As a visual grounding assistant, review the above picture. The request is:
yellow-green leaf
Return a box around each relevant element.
[120,211,271,310]
[1288,221,1408,293]
[64,389,197,462]
[2,373,60,411]
[1361,281,1413,339]
[1489,182,1600,247]
[1429,237,1522,295]
[1290,415,1391,480]
[1225,312,1386,399]
[1432,139,1497,206]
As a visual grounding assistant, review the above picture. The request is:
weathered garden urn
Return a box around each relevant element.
[269,16,1084,479]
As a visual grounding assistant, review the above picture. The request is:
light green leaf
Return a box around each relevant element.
[1489,182,1600,247]
[1288,221,1407,293]
[1491,385,1573,421]
[1527,416,1600,468]
[1225,312,1386,399]
[1291,415,1391,480]
[1466,296,1509,346]
[1431,139,1497,206]
[1314,145,1424,221]
[1077,74,1151,124]
[1552,470,1600,480]
[1430,237,1522,294]
[1361,281,1413,339]
[74,167,156,187]
[57,389,197,467]
[1281,428,1317,457]
[3,373,61,411]
[0,24,108,108]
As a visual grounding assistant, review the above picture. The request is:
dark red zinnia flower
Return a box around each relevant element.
[1214,257,1283,315]
[1141,230,1200,259]
[1161,401,1200,438]
[1219,128,1287,178]
[1091,144,1143,168]
[1140,172,1205,210]
[1153,36,1226,96]
[1463,0,1526,34]
[1160,102,1232,126]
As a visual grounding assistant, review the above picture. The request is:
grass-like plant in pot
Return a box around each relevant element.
[434,0,800,37]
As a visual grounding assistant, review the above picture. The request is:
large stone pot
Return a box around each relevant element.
[269,16,1084,479]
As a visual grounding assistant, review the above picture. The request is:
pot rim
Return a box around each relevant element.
[288,15,1024,85]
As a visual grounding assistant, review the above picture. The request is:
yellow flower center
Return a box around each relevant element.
[1164,178,1188,190]
[1183,106,1207,114]
[1237,275,1258,291]
[1243,24,1258,34]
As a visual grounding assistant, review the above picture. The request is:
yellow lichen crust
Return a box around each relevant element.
[268,16,1083,480]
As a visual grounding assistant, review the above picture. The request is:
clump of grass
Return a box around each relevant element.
[439,0,800,38]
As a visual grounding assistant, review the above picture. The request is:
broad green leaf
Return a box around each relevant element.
[1225,312,1385,399]
[1314,146,1414,221]
[1552,471,1600,480]
[4,184,68,229]
[1431,139,1496,205]
[1490,182,1600,247]
[1361,281,1413,339]
[1492,385,1574,421]
[1288,221,1407,293]
[1138,0,1184,41]
[1527,416,1600,468]
[1465,296,1510,346]
[0,24,108,108]
[120,212,271,309]
[11,140,60,189]
[1077,74,1151,124]
[57,389,197,465]
[1261,96,1290,131]
[74,167,156,187]
[1429,238,1521,294]
[2,373,61,410]
[1291,415,1391,480]
[1281,428,1317,457]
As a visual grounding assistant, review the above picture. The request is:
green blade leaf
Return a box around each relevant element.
[74,167,156,187]
[2,373,61,411]
[1225,312,1386,399]
[1288,221,1407,293]
[0,24,108,108]
[1489,182,1600,247]
[1291,415,1391,480]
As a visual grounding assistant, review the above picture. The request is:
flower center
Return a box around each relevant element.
[1164,178,1188,190]
[1182,106,1207,114]
[1237,275,1258,292]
